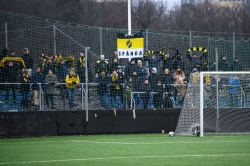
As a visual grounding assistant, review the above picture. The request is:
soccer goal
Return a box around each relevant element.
[175,71,250,137]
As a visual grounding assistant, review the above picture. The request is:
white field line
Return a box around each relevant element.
[0,154,250,165]
[0,140,249,145]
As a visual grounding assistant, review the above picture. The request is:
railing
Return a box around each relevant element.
[0,82,248,112]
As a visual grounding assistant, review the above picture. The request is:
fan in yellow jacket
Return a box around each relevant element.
[65,68,80,108]
[65,68,80,89]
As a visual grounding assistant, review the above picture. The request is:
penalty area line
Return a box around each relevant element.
[0,154,250,165]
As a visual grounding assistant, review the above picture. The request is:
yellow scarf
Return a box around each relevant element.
[23,74,29,82]
[111,74,120,90]
[41,61,46,70]
[79,57,86,67]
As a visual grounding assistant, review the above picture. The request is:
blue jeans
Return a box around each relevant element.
[99,93,108,107]
[67,88,75,107]
[133,93,143,108]
[21,91,28,107]
[111,95,121,107]
[147,92,155,108]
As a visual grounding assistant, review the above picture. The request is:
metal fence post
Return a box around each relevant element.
[85,47,90,122]
[145,29,149,66]
[99,27,102,55]
[189,30,192,49]
[5,22,8,48]
[53,25,56,56]
[233,32,235,60]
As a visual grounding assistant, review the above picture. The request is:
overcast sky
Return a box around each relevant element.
[166,0,180,8]
[156,0,181,8]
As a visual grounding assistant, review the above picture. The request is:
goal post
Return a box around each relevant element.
[175,71,250,137]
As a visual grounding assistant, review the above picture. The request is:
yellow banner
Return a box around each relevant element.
[117,38,144,49]
[117,37,144,60]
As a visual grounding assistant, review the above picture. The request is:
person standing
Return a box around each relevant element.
[134,60,147,83]
[65,68,80,109]
[230,57,243,71]
[187,52,205,72]
[161,68,174,94]
[77,50,92,83]
[31,67,45,110]
[172,53,185,71]
[147,68,160,108]
[131,71,144,109]
[141,79,151,109]
[95,54,109,79]
[153,81,165,109]
[228,75,241,108]
[4,51,20,104]
[22,48,33,76]
[20,70,31,108]
[44,57,56,76]
[110,70,122,108]
[57,60,71,99]
[162,52,175,72]
[218,55,229,71]
[173,66,187,107]
[125,58,136,81]
[144,54,161,72]
[97,71,110,108]
[45,70,58,109]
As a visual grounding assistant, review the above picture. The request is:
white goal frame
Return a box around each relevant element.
[200,71,250,137]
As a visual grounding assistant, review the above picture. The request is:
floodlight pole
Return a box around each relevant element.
[128,0,132,35]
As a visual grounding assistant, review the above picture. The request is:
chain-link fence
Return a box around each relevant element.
[0,11,250,112]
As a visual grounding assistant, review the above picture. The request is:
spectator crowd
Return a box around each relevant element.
[0,47,247,110]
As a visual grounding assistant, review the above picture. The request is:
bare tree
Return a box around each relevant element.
[131,0,167,29]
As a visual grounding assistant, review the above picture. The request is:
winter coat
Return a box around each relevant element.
[109,61,121,74]
[110,74,122,97]
[44,62,56,76]
[218,59,229,71]
[228,76,240,94]
[31,72,45,90]
[76,57,92,82]
[22,54,33,69]
[145,56,161,71]
[20,74,31,92]
[65,74,80,89]
[123,87,132,102]
[161,74,174,92]
[148,73,160,90]
[125,62,136,80]
[4,61,20,82]
[57,63,70,81]
[187,54,204,71]
[95,60,109,73]
[172,58,185,71]
[45,74,58,94]
[162,54,175,71]
[133,66,147,83]
[131,75,144,92]
[230,61,243,71]
[97,75,110,95]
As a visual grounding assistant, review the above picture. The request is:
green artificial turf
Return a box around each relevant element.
[0,134,250,166]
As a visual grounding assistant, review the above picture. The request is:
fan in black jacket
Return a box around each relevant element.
[153,81,165,109]
[20,70,31,108]
[141,79,151,109]
[161,68,174,93]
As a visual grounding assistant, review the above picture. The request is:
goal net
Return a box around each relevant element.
[175,71,250,137]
